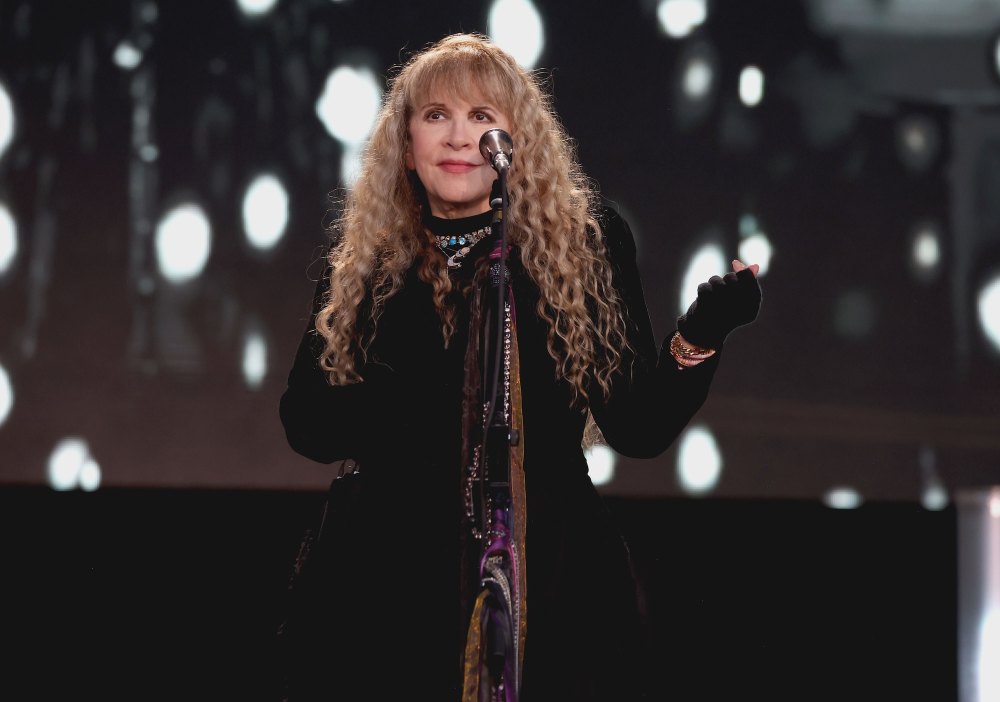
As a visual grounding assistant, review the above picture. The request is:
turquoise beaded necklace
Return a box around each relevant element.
[435,225,490,269]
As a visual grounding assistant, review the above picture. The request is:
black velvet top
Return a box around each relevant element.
[278,207,721,701]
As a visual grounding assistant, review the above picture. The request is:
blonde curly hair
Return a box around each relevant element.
[316,33,629,405]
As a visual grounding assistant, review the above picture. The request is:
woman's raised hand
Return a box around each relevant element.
[676,260,762,350]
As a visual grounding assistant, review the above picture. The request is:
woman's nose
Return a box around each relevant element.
[446,120,474,148]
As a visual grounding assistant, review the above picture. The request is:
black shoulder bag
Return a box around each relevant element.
[276,459,362,700]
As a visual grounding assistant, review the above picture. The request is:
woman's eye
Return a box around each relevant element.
[427,110,444,120]
[474,112,491,122]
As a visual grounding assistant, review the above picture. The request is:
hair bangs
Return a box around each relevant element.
[403,44,517,121]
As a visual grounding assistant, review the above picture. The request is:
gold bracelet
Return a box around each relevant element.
[669,332,716,369]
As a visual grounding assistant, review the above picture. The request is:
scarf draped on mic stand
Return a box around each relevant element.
[459,240,527,702]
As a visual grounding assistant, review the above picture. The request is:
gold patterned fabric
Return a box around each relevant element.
[460,278,528,701]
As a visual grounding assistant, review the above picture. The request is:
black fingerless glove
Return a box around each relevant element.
[676,268,762,349]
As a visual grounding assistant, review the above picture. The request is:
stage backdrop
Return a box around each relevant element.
[1,0,998,500]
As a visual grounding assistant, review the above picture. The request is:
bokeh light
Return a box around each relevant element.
[673,42,718,130]
[316,66,382,146]
[909,221,942,283]
[113,41,143,70]
[922,483,948,511]
[0,202,17,276]
[236,0,279,17]
[0,363,12,429]
[0,80,14,163]
[242,331,267,389]
[977,274,1000,353]
[585,444,616,486]
[738,233,773,276]
[47,438,89,491]
[155,203,212,284]
[896,114,939,172]
[488,0,545,69]
[79,458,102,492]
[657,0,707,39]
[739,65,764,107]
[676,424,722,495]
[680,243,726,314]
[683,55,714,100]
[912,224,941,269]
[242,173,289,251]
[823,486,863,509]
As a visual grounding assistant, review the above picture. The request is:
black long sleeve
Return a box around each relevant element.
[589,208,719,458]
[278,269,401,464]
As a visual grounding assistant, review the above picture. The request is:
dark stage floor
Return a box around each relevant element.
[0,487,957,701]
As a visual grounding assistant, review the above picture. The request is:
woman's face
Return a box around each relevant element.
[407,90,511,219]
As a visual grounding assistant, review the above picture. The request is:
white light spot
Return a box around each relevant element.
[738,233,773,277]
[154,203,212,284]
[0,81,14,163]
[912,225,940,270]
[0,364,12,428]
[903,122,927,154]
[657,0,707,39]
[823,486,862,509]
[340,145,364,187]
[991,491,1000,519]
[921,483,948,511]
[47,438,89,491]
[977,274,1000,353]
[113,41,143,70]
[980,609,1000,702]
[316,66,382,146]
[78,458,102,492]
[676,424,722,495]
[242,174,289,251]
[908,219,942,288]
[680,243,726,314]
[585,444,616,486]
[488,0,545,69]
[739,65,764,107]
[896,115,939,172]
[242,332,267,389]
[682,57,713,100]
[139,144,159,162]
[0,202,17,275]
[236,0,279,17]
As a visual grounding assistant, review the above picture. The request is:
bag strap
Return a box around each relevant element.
[316,458,360,541]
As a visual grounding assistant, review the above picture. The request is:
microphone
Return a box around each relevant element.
[479,129,514,174]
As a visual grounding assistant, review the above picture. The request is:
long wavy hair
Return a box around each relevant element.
[315,33,629,406]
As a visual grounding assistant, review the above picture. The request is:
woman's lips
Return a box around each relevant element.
[438,160,479,174]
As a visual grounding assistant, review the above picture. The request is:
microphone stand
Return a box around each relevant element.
[477,165,521,701]
[482,166,512,496]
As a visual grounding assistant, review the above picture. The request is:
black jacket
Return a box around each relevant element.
[278,207,719,701]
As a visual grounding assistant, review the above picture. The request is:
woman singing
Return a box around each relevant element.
[279,33,760,701]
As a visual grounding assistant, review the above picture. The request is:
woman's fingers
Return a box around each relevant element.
[731,259,759,277]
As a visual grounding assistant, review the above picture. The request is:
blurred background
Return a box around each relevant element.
[0,1,998,700]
